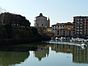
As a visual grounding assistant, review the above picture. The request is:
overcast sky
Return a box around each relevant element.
[0,0,88,26]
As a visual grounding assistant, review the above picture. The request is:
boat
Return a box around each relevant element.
[46,40,87,49]
[70,37,88,43]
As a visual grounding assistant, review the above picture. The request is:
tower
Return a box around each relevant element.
[47,18,50,27]
[35,13,50,28]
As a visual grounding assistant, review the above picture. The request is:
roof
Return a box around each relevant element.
[74,16,88,18]
[36,13,47,18]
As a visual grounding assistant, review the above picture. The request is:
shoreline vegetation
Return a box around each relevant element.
[0,12,50,45]
[0,37,50,45]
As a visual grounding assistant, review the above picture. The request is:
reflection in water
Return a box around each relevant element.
[0,45,32,66]
[31,43,88,64]
[73,46,88,63]
[0,51,29,66]
[34,45,49,61]
[0,42,88,66]
[49,44,88,64]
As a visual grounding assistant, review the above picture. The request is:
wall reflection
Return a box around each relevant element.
[49,44,88,64]
[0,43,87,66]
[30,43,88,64]
[73,46,88,63]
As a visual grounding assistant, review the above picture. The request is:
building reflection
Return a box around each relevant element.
[0,44,49,66]
[49,44,88,64]
[26,43,88,64]
[50,44,73,53]
[0,43,87,66]
[34,44,49,61]
[73,46,88,63]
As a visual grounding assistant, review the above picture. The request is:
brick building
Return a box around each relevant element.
[73,16,88,38]
[52,22,73,37]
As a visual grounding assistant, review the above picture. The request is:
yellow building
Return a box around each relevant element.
[52,22,73,37]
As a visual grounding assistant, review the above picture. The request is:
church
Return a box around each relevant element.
[34,13,50,28]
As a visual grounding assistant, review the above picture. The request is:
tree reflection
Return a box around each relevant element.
[0,43,87,66]
[0,51,29,66]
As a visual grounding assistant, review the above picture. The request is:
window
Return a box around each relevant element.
[80,27,82,29]
[76,29,79,31]
[80,18,83,21]
[37,24,38,26]
[77,21,79,23]
[76,27,79,29]
[77,32,79,34]
[80,29,82,31]
[80,32,82,34]
[80,24,82,26]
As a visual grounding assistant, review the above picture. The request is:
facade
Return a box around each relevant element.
[73,16,88,38]
[52,22,73,37]
[34,13,50,28]
[34,13,52,37]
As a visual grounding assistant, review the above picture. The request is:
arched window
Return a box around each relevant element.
[42,24,43,26]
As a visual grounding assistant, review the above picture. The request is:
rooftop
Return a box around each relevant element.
[74,16,88,18]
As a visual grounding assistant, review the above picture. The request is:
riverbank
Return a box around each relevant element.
[0,36,50,45]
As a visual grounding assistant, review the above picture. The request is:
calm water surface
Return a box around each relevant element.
[0,42,88,66]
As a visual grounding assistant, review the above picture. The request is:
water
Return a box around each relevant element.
[0,42,88,66]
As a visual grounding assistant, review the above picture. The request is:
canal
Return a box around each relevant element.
[0,42,88,66]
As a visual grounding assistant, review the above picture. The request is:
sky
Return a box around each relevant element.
[0,0,88,26]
